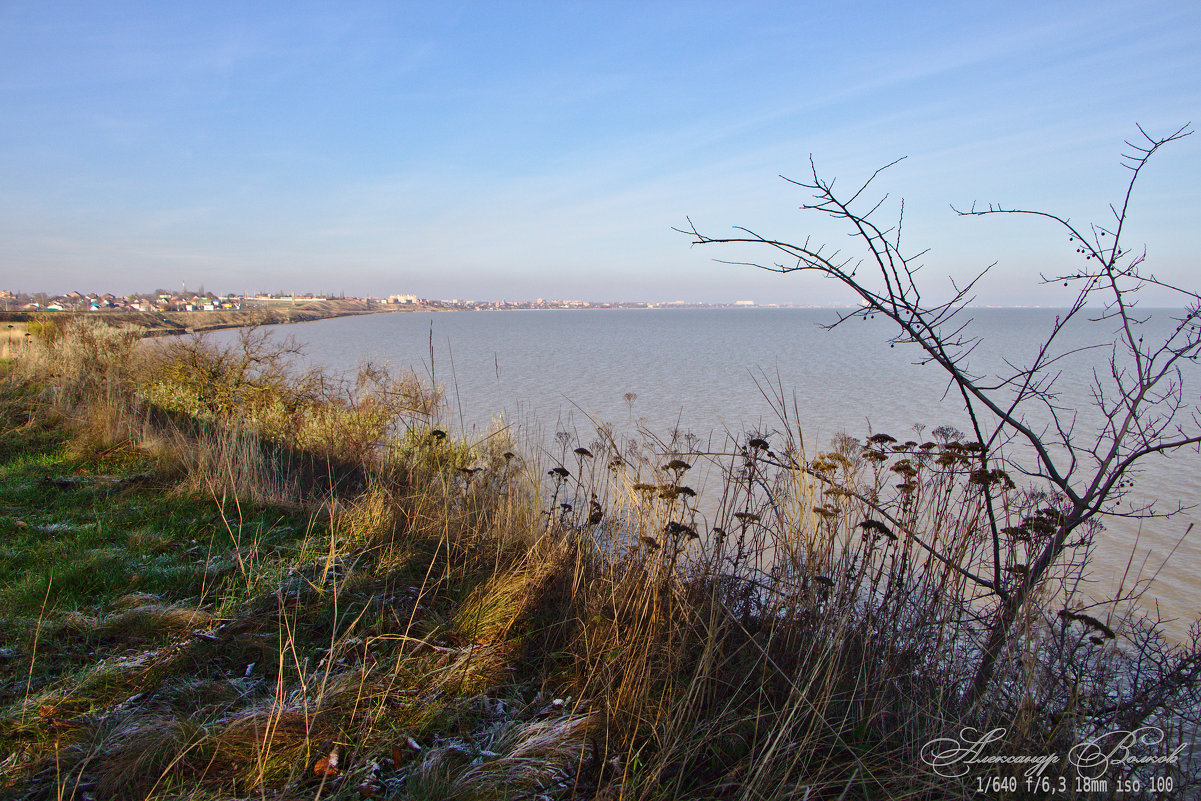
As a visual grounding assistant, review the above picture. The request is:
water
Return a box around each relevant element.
[208,307,1201,637]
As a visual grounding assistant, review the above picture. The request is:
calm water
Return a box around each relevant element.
[210,308,1200,635]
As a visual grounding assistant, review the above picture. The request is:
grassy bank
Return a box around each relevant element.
[0,320,1196,799]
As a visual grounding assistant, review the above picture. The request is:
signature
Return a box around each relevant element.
[920,726,1182,779]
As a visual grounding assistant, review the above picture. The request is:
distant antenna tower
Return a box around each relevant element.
[181,280,186,295]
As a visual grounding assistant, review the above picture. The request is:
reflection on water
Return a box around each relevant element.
[209,308,1201,638]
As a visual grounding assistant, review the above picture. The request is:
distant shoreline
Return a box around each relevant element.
[1,302,1161,344]
[0,302,828,340]
[0,300,414,338]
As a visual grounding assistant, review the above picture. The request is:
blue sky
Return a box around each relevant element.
[1,1,1199,304]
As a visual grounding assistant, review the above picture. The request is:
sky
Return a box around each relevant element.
[1,1,1199,305]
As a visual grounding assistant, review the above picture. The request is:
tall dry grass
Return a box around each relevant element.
[3,319,1198,800]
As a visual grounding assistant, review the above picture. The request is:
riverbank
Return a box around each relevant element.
[1,319,1196,799]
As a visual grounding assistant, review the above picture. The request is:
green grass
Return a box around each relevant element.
[0,420,306,621]
[0,384,313,736]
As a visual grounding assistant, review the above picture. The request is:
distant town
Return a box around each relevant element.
[0,288,809,313]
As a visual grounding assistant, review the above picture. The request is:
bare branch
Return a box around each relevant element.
[682,126,1199,711]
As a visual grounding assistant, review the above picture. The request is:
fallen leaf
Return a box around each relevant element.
[313,747,340,777]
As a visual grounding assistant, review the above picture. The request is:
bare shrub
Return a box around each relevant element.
[675,126,1201,791]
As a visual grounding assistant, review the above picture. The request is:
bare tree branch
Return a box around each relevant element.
[679,124,1199,710]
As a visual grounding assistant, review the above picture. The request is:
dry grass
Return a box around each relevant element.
[1,319,1197,800]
